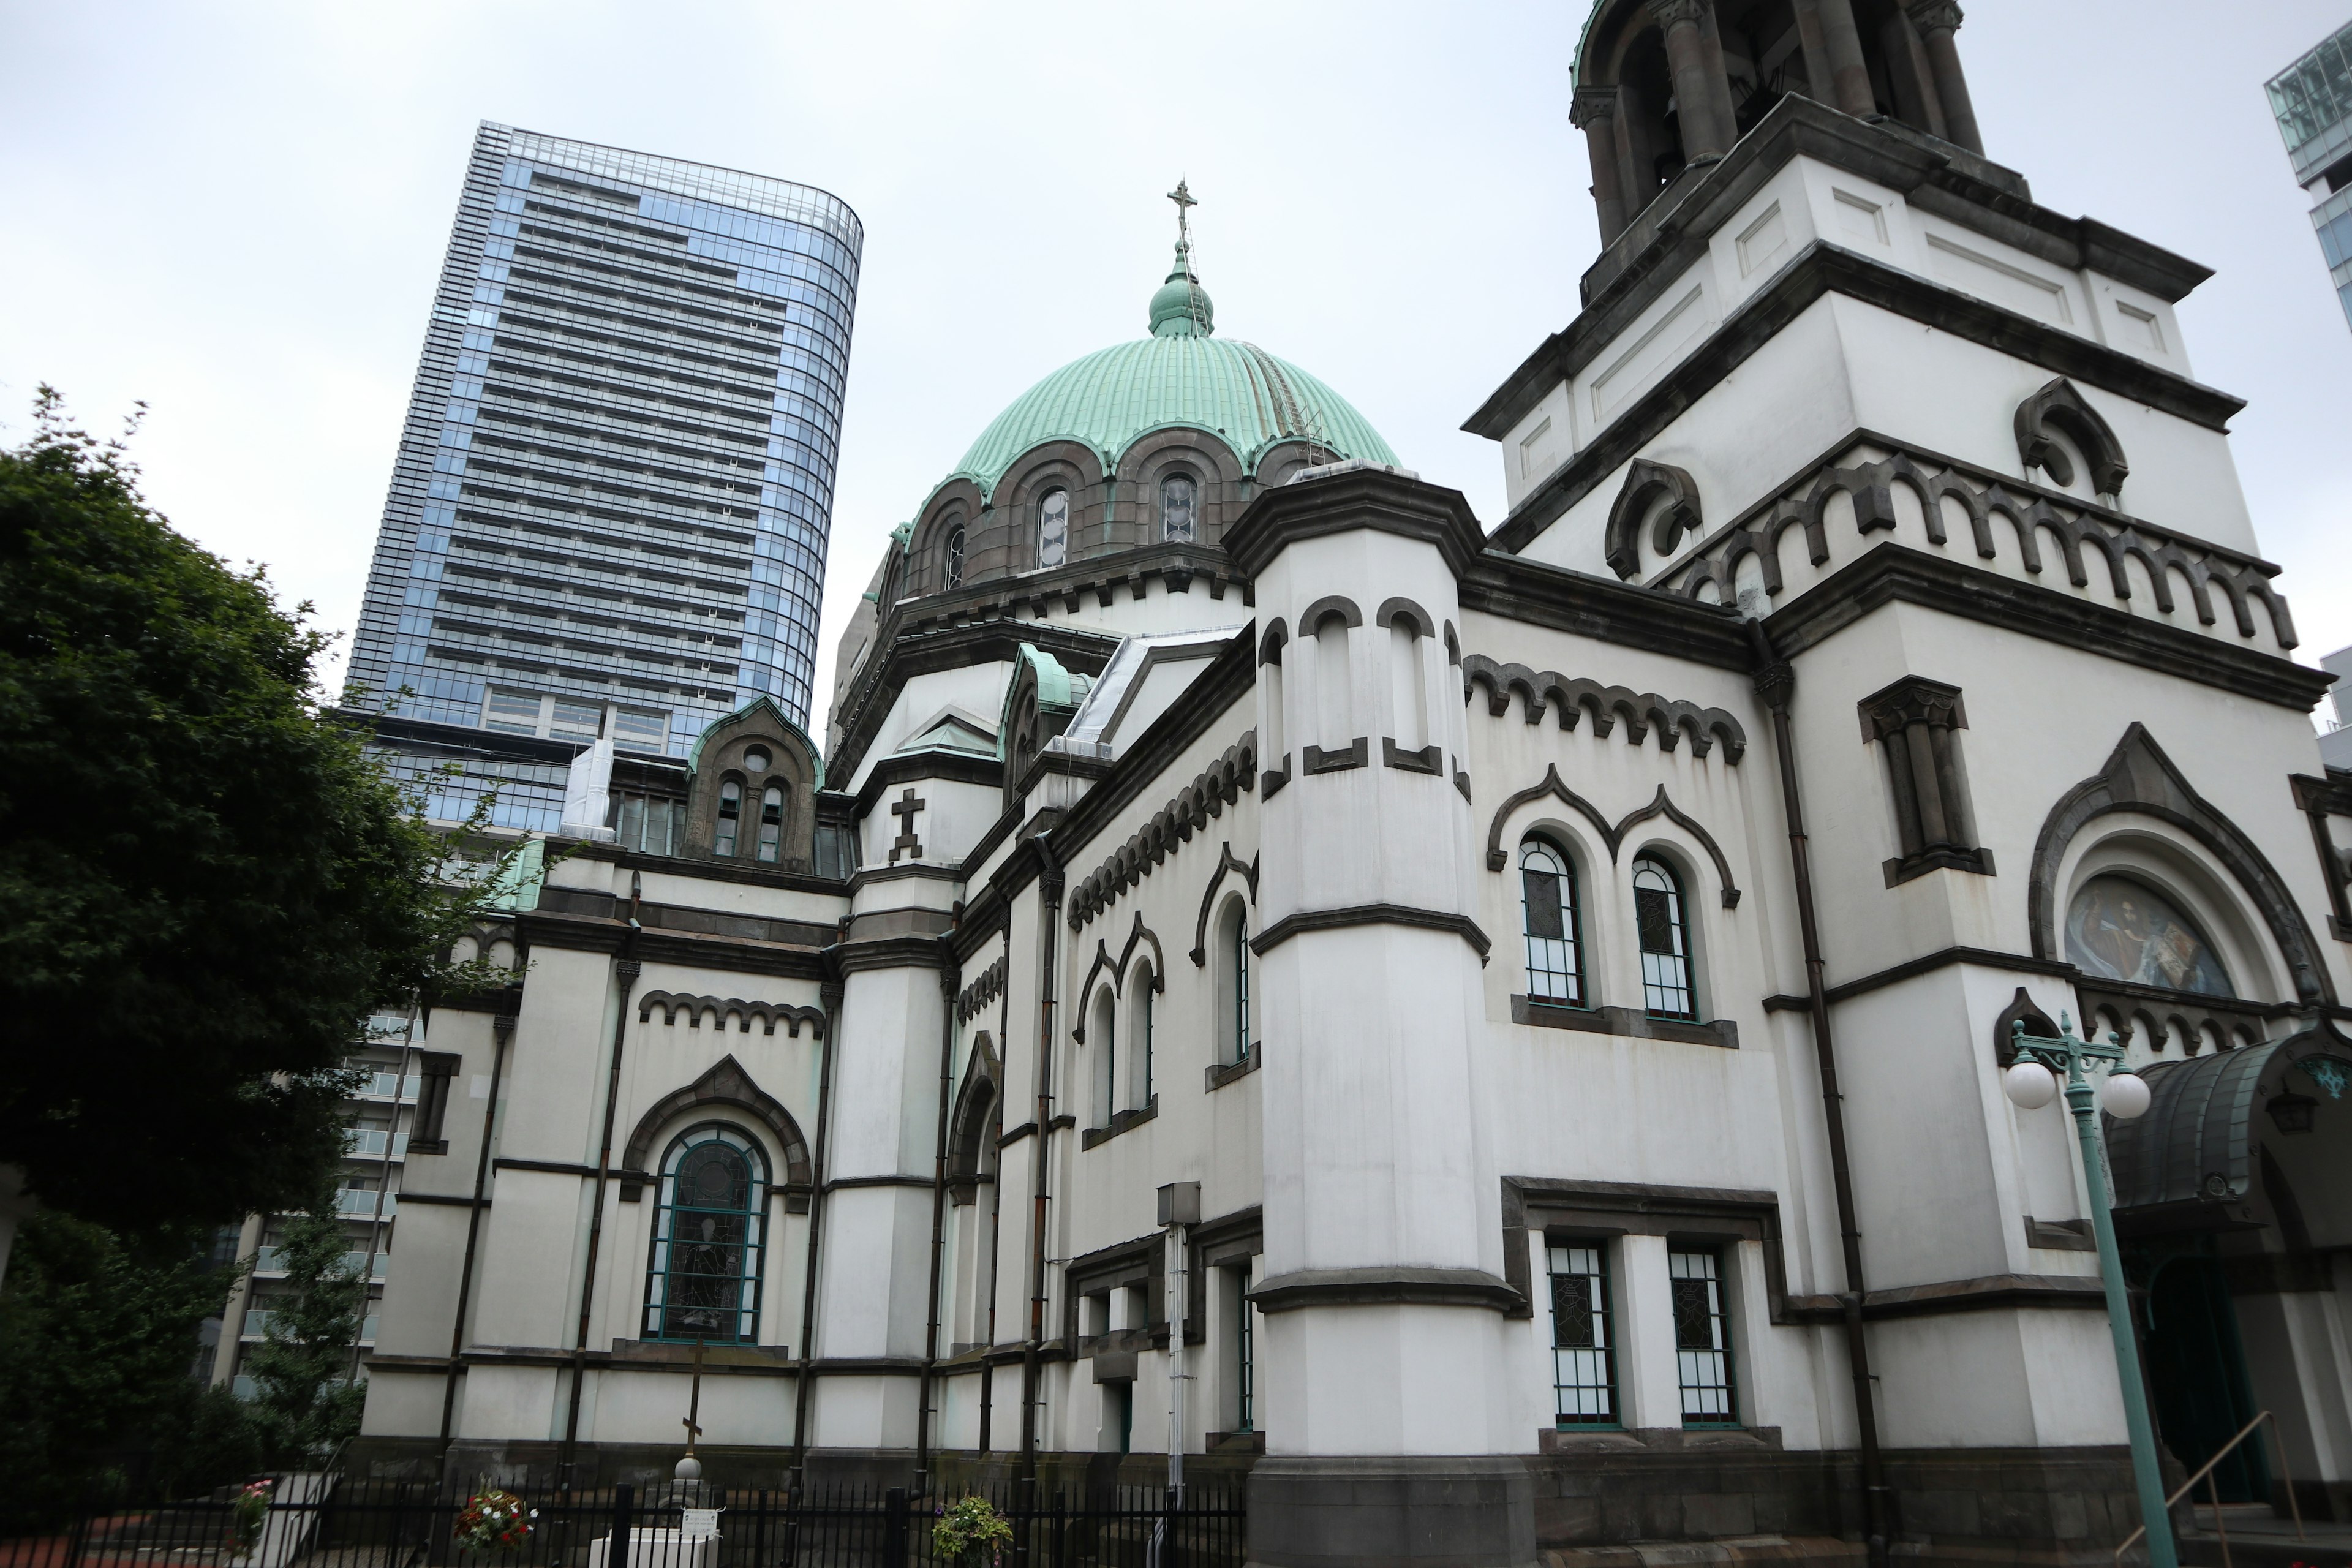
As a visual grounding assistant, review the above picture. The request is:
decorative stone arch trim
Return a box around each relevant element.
[2015,378,2128,498]
[1259,617,1289,666]
[1461,654,1747,762]
[1991,987,2060,1069]
[956,953,1008,1026]
[1485,764,1616,873]
[1375,597,1435,636]
[1068,731,1257,929]
[2027,724,2332,1004]
[1072,938,1120,1042]
[1443,620,1461,666]
[638,990,827,1038]
[946,1038,1001,1205]
[1191,842,1261,966]
[1117,910,1167,992]
[1298,594,1362,634]
[1615,786,1742,909]
[622,1055,813,1210]
[1604,458,1703,579]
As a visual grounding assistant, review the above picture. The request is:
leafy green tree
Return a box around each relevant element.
[0,389,508,1236]
[243,1185,367,1464]
[0,1210,258,1509]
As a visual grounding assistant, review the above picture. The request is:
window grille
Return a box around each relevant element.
[1232,911,1251,1063]
[643,1125,767,1343]
[1161,475,1197,543]
[1235,1271,1255,1433]
[756,784,784,862]
[1520,839,1585,1005]
[715,780,741,857]
[1669,1248,1736,1425]
[944,525,965,589]
[1547,1243,1618,1425]
[1634,856,1696,1019]
[1139,981,1155,1104]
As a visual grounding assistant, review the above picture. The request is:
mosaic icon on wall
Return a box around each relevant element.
[2065,875,2234,997]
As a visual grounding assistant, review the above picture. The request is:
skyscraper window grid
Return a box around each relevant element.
[2267,22,2352,331]
[345,123,861,769]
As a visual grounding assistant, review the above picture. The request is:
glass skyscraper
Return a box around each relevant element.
[2267,22,2352,331]
[347,123,861,764]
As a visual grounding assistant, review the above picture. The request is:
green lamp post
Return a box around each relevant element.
[2003,1016,2169,1568]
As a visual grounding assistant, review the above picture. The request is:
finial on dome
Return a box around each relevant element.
[1149,179,1214,338]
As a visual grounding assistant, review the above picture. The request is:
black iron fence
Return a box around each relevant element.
[3,1479,1245,1568]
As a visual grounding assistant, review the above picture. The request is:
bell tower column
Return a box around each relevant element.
[1224,469,1535,1568]
[1904,1,1984,154]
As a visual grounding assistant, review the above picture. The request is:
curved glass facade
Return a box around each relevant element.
[347,123,861,752]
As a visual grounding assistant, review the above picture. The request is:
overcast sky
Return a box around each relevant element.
[4,2,2348,722]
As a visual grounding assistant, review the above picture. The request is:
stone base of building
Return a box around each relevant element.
[339,1436,2179,1568]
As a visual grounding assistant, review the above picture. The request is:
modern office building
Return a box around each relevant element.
[2268,21,2352,331]
[345,123,861,812]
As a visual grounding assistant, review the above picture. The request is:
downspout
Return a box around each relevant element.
[1749,623,1891,1567]
[439,1011,514,1447]
[558,873,644,1487]
[790,946,847,1482]
[1019,843,1064,1486]
[916,940,960,1490]
[979,928,1011,1454]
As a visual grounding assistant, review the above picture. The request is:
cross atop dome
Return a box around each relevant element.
[1150,179,1214,338]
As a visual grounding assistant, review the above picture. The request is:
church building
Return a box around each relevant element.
[353,5,2352,1562]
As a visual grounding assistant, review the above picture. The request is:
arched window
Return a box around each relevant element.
[756,784,784,863]
[944,525,965,590]
[1634,856,1696,1020]
[1161,475,1197,543]
[1520,839,1585,1006]
[1038,488,1070,568]
[715,780,742,858]
[1389,621,1427,752]
[1216,900,1252,1065]
[1131,965,1156,1107]
[2064,875,2234,997]
[643,1126,767,1342]
[1314,614,1352,748]
[1090,987,1117,1127]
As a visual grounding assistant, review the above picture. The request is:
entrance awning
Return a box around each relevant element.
[2103,1023,2352,1234]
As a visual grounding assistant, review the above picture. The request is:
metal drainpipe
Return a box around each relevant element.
[1019,844,1064,1486]
[790,950,847,1484]
[440,1011,515,1447]
[1749,622,1891,1567]
[558,873,643,1488]
[916,939,960,1491]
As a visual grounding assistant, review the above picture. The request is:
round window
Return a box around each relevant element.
[742,747,772,774]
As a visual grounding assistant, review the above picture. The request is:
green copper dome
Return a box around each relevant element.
[948,244,1397,495]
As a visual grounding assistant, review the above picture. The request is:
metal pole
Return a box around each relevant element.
[2052,1042,2177,1568]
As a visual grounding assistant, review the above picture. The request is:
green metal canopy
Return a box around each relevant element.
[946,244,1398,497]
[2105,1025,2352,1223]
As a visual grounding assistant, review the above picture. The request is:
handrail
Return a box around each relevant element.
[2114,1409,2304,1566]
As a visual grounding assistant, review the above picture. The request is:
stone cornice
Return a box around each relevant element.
[1457,553,1752,671]
[1221,468,1488,581]
[830,618,1118,785]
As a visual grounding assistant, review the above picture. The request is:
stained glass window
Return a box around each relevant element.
[644,1126,767,1343]
[1548,1243,1618,1425]
[1521,839,1584,1005]
[1161,475,1197,543]
[1038,488,1069,568]
[1635,857,1696,1019]
[1670,1248,1736,1425]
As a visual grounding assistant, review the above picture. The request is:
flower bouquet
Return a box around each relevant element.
[453,1488,537,1554]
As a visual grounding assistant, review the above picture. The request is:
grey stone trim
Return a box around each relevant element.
[1259,617,1288,665]
[518,908,830,980]
[2015,377,2128,497]
[1189,843,1260,967]
[1248,1455,1537,1568]
[1500,1177,1788,1325]
[2026,723,2334,1004]
[954,953,1007,1025]
[833,933,951,974]
[1382,739,1442,774]
[1604,458,1705,578]
[1760,545,2329,712]
[1463,656,1747,763]
[637,990,826,1038]
[2024,1217,2095,1253]
[1248,1266,1525,1314]
[558,836,851,897]
[619,1054,813,1207]
[831,617,1120,785]
[1482,765,1741,907]
[397,1191,488,1208]
[1298,594,1363,633]
[1224,466,1489,581]
[1204,1050,1259,1092]
[1374,596,1435,636]
[846,747,1001,817]
[2290,772,2352,942]
[1251,903,1491,962]
[1301,738,1368,774]
[1761,944,2078,1014]
[1079,1099,1156,1151]
[1066,729,1258,930]
[1511,996,1739,1049]
[823,1174,936,1193]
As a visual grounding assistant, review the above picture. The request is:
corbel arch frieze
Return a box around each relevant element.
[1460,654,1747,763]
[622,1054,813,1206]
[638,990,827,1038]
[2015,378,2128,498]
[1190,842,1261,966]
[1613,785,1742,908]
[2027,723,2332,1005]
[1068,731,1259,929]
[1117,910,1167,990]
[1604,458,1705,579]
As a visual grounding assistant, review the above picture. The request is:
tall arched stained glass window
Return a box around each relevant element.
[756,785,784,863]
[1038,488,1070,568]
[1161,475,1197,543]
[643,1126,767,1343]
[1520,839,1584,1005]
[1634,856,1696,1020]
[715,780,742,858]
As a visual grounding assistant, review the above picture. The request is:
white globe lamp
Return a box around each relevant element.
[2003,1059,2059,1110]
[2100,1069,2152,1119]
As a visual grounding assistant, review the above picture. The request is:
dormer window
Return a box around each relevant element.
[756,785,784,863]
[945,525,966,589]
[1161,475,1197,543]
[1038,488,1069,568]
[716,780,742,858]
